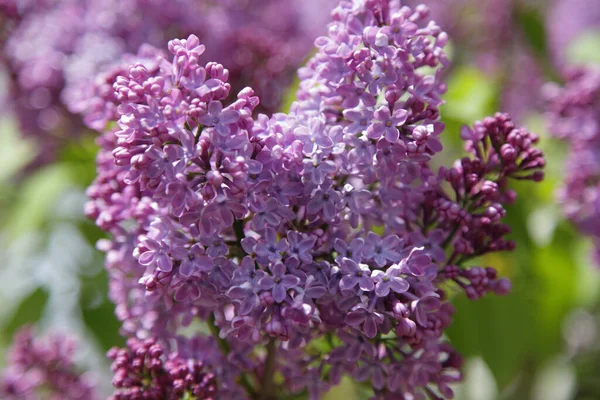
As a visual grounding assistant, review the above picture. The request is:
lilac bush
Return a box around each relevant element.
[545,67,600,265]
[0,0,333,165]
[80,1,546,398]
[0,327,97,400]
[401,0,547,122]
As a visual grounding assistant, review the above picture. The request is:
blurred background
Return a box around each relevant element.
[0,0,599,399]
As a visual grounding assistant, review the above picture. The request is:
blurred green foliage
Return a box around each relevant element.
[566,32,600,67]
[438,53,600,398]
[2,288,49,341]
[0,125,123,367]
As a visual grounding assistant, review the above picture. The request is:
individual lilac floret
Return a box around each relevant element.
[255,228,288,263]
[287,232,317,263]
[372,266,410,297]
[339,258,375,292]
[363,233,403,268]
[367,106,408,142]
[199,101,240,135]
[259,263,301,303]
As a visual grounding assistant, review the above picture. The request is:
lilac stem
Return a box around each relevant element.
[259,339,278,400]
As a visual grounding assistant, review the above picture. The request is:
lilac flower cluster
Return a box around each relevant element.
[0,327,97,400]
[545,67,600,264]
[404,0,600,125]
[405,0,514,71]
[84,0,546,398]
[108,337,217,400]
[402,0,548,123]
[0,0,333,165]
[547,0,600,66]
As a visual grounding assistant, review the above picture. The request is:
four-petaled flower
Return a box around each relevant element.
[199,100,240,135]
[334,238,365,263]
[139,237,173,272]
[295,117,333,154]
[371,267,409,297]
[345,304,384,339]
[255,228,288,263]
[367,105,408,142]
[339,258,374,292]
[363,232,402,268]
[259,263,301,303]
[286,232,317,263]
[307,187,342,220]
[343,107,374,135]
[171,243,213,277]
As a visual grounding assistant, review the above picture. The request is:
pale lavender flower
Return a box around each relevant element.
[259,263,301,303]
[199,100,240,135]
[255,228,288,262]
[372,267,410,297]
[343,107,373,135]
[363,233,403,268]
[367,105,408,142]
[339,258,374,292]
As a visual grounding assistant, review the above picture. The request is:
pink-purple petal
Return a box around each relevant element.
[273,284,287,303]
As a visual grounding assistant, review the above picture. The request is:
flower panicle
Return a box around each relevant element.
[84,1,546,399]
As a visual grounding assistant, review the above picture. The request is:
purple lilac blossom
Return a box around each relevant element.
[403,0,546,123]
[0,327,97,400]
[547,0,600,66]
[0,0,335,165]
[545,67,600,265]
[108,337,217,400]
[85,1,545,398]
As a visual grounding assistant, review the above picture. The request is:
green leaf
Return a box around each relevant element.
[323,377,362,400]
[4,164,75,236]
[530,224,579,357]
[565,30,600,67]
[2,287,49,338]
[442,66,498,124]
[514,7,548,57]
[0,117,35,183]
[81,300,124,352]
[57,133,99,186]
[448,219,581,390]
[447,287,536,388]
[572,240,600,306]
[80,268,124,352]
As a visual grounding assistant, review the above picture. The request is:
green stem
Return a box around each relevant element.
[282,389,308,400]
[240,374,258,398]
[207,314,257,397]
[259,339,278,400]
[208,314,230,354]
[233,219,245,242]
[441,225,460,249]
[499,359,537,400]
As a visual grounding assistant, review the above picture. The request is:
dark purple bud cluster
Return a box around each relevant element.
[433,113,545,265]
[108,337,217,400]
[0,327,97,400]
